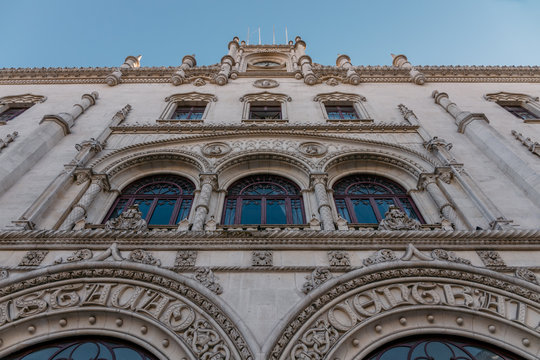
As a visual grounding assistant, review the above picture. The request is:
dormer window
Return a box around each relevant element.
[249,103,282,119]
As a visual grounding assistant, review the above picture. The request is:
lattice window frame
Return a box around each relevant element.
[158,92,217,123]
[239,92,291,124]
[313,92,371,123]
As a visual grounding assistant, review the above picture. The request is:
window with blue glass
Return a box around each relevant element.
[223,174,304,225]
[104,174,194,225]
[333,174,423,224]
[6,338,158,360]
[366,336,520,360]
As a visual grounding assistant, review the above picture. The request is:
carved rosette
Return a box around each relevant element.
[328,251,351,267]
[252,251,273,267]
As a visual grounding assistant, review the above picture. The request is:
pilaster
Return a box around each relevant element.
[310,173,336,230]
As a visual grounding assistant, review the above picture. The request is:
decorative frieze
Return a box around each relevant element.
[302,267,333,294]
[252,251,273,267]
[18,250,48,266]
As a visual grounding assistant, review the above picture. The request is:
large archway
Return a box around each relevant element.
[0,262,258,360]
[263,261,540,360]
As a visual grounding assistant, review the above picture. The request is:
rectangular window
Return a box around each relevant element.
[249,104,282,120]
[325,105,359,120]
[501,105,538,120]
[171,106,206,120]
[0,106,28,122]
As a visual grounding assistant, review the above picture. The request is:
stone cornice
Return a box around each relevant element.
[1,65,540,84]
[0,229,539,249]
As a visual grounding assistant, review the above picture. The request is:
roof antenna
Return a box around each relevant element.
[258,27,261,45]
[273,25,275,45]
[247,27,250,45]
[285,26,288,44]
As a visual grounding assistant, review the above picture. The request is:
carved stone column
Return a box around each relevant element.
[215,40,238,86]
[392,54,425,85]
[418,173,466,229]
[60,175,109,230]
[106,55,141,86]
[191,174,218,231]
[433,90,540,206]
[0,92,99,196]
[227,37,240,79]
[171,55,196,86]
[336,55,360,85]
[310,174,336,230]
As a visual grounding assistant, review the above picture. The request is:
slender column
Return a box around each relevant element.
[293,37,317,85]
[433,91,540,206]
[106,55,141,86]
[171,55,196,86]
[14,104,131,229]
[392,54,425,85]
[215,38,239,86]
[60,175,109,230]
[0,92,99,196]
[191,174,218,231]
[310,174,336,230]
[418,173,467,229]
[336,55,360,85]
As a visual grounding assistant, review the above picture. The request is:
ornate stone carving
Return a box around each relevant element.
[202,142,231,157]
[194,267,223,295]
[298,142,327,157]
[192,78,206,86]
[325,77,339,86]
[174,250,198,267]
[327,250,351,267]
[336,215,349,230]
[424,136,453,152]
[128,249,161,266]
[313,92,366,103]
[477,250,505,266]
[431,249,471,264]
[252,251,273,267]
[511,130,540,157]
[253,79,279,88]
[378,206,421,230]
[75,137,105,152]
[104,205,148,231]
[93,243,125,261]
[185,319,230,359]
[302,267,333,294]
[18,250,48,266]
[0,269,7,279]
[164,92,217,103]
[290,319,339,360]
[484,91,539,103]
[0,93,46,105]
[239,91,291,103]
[515,268,539,284]
[363,249,397,266]
[0,132,18,151]
[67,249,93,262]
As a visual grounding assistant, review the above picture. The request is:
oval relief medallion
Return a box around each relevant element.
[253,79,279,89]
[298,142,327,157]
[202,142,231,157]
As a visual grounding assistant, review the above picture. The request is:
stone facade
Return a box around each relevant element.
[0,37,539,359]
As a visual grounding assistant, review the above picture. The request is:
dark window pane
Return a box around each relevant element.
[172,106,205,120]
[266,199,286,224]
[242,183,287,195]
[176,199,192,224]
[335,199,351,222]
[325,105,358,120]
[241,199,261,224]
[133,199,153,220]
[224,199,237,225]
[138,183,180,195]
[108,198,129,219]
[375,199,395,220]
[291,199,304,224]
[352,199,377,223]
[502,105,537,120]
[250,105,282,119]
[149,199,176,225]
[0,107,28,122]
[399,197,420,220]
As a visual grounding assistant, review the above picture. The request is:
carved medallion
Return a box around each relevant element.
[192,78,206,86]
[298,142,327,157]
[253,79,279,89]
[202,142,231,157]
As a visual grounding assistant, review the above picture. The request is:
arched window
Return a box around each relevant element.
[8,338,158,360]
[104,174,195,225]
[333,174,423,224]
[367,336,520,360]
[223,174,304,225]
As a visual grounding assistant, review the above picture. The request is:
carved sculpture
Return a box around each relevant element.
[252,251,273,266]
[363,249,397,266]
[512,130,540,157]
[104,205,148,231]
[0,132,18,152]
[477,250,505,266]
[253,79,279,88]
[431,249,471,264]
[378,206,421,230]
[174,250,198,267]
[327,250,351,267]
[194,267,223,294]
[302,267,333,294]
[128,249,161,266]
[515,268,539,284]
[18,250,48,266]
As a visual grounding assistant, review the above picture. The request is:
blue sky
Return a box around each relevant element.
[1,0,538,68]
